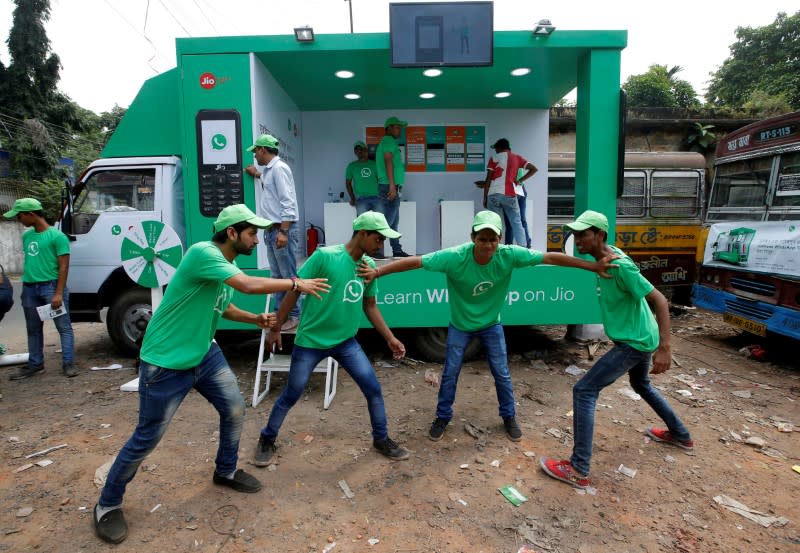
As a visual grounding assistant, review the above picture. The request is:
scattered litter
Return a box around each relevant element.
[459,464,469,469]
[25,443,67,459]
[99,434,114,440]
[530,360,549,371]
[676,389,693,397]
[35,459,53,467]
[16,507,33,518]
[759,447,787,460]
[732,390,752,399]
[523,451,536,458]
[94,459,115,488]
[744,436,766,448]
[587,341,600,359]
[565,365,585,376]
[517,546,539,553]
[713,495,789,528]
[664,455,676,463]
[13,463,34,473]
[617,464,637,478]
[303,434,314,444]
[448,491,466,505]
[617,387,642,401]
[322,541,337,553]
[375,361,396,368]
[457,499,468,506]
[60,498,70,506]
[338,479,355,499]
[729,430,743,442]
[8,436,20,442]
[682,513,708,529]
[367,538,380,546]
[671,373,704,390]
[546,428,563,439]
[696,368,708,376]
[100,423,111,429]
[575,486,597,496]
[489,459,501,468]
[424,368,439,386]
[498,484,528,506]
[120,377,139,392]
[150,503,161,513]
[793,465,800,475]
[565,409,573,417]
[90,363,123,371]
[464,421,487,439]
[773,421,794,433]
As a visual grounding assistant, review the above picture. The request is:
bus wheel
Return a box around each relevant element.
[107,288,152,357]
[413,327,481,363]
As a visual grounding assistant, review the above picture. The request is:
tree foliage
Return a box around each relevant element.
[622,65,701,108]
[706,11,800,110]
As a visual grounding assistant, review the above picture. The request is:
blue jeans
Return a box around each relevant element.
[504,194,531,247]
[261,338,388,441]
[99,343,245,507]
[355,196,381,215]
[265,225,300,319]
[378,184,404,254]
[437,323,516,420]
[571,342,691,475]
[488,193,526,247]
[21,281,74,367]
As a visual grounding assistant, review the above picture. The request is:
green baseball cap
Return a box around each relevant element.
[353,140,367,148]
[246,134,280,152]
[472,210,503,235]
[213,204,272,232]
[384,116,408,128]
[352,211,401,239]
[4,197,43,218]
[563,210,609,233]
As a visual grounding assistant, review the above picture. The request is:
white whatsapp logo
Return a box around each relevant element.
[472,281,493,296]
[343,279,365,303]
[360,167,373,178]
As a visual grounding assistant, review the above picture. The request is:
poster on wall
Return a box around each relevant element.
[425,126,446,171]
[405,126,427,172]
[445,126,466,171]
[465,126,486,172]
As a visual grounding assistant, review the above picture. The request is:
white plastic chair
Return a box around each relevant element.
[252,295,338,409]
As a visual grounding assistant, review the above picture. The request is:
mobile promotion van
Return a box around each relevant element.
[59,4,627,359]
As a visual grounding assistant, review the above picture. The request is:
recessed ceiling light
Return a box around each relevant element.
[420,92,435,99]
[423,68,442,77]
[344,93,360,100]
[510,67,531,76]
[335,70,355,79]
[495,92,511,98]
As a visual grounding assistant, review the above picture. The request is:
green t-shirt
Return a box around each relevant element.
[346,159,379,197]
[140,242,241,369]
[295,244,378,349]
[375,135,405,186]
[22,227,71,283]
[422,242,545,332]
[597,245,658,352]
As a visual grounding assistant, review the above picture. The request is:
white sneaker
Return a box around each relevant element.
[281,317,299,332]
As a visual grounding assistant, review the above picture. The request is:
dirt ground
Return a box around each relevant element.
[1,299,799,553]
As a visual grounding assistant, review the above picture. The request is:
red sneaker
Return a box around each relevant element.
[645,427,694,451]
[539,457,590,489]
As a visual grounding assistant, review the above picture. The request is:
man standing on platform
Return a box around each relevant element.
[376,116,410,258]
[345,140,381,215]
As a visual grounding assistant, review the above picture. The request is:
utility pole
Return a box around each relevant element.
[344,0,353,33]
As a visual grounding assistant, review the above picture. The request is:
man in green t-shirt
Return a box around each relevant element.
[375,116,410,257]
[4,197,76,379]
[254,211,411,466]
[539,210,693,490]
[359,211,616,442]
[345,140,380,215]
[93,204,330,545]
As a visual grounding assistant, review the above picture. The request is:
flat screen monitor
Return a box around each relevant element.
[390,2,493,67]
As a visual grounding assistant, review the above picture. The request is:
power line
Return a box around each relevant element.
[157,0,193,37]
[192,0,218,33]
[103,0,161,74]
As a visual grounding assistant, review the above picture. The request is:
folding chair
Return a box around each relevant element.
[252,295,339,409]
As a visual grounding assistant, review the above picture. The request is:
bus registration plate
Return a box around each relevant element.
[723,313,767,337]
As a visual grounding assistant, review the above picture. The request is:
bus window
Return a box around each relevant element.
[709,158,771,210]
[773,151,800,210]
[548,174,575,216]
[651,171,701,218]
[617,172,645,216]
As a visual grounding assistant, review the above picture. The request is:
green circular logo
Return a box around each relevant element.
[211,133,227,150]
[111,225,121,235]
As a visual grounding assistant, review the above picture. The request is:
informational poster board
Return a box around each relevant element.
[703,221,800,279]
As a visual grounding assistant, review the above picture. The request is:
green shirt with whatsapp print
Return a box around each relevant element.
[596,245,658,352]
[21,227,71,283]
[375,134,405,186]
[295,244,378,349]
[346,159,379,197]
[422,242,545,332]
[140,242,241,369]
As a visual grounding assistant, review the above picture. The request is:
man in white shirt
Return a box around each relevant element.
[245,134,301,330]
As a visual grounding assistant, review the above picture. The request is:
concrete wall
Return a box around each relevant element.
[0,221,24,275]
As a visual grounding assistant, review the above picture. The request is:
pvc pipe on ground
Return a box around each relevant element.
[0,353,29,367]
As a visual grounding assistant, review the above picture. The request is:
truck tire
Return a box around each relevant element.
[107,288,152,357]
[413,327,481,363]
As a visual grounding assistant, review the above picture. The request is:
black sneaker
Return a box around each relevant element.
[429,417,449,441]
[373,437,410,460]
[392,250,410,258]
[63,363,78,377]
[253,435,276,467]
[503,416,522,442]
[10,365,44,380]
[372,252,386,260]
[93,504,128,544]
[212,469,262,493]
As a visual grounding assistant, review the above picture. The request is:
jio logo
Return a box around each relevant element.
[200,72,216,89]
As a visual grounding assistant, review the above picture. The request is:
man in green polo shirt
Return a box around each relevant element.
[375,116,410,257]
[93,204,330,544]
[254,211,410,466]
[4,197,76,379]
[359,211,617,442]
[345,140,381,216]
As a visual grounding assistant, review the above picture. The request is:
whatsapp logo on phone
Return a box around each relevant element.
[211,133,227,150]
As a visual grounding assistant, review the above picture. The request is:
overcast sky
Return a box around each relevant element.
[0,0,794,114]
